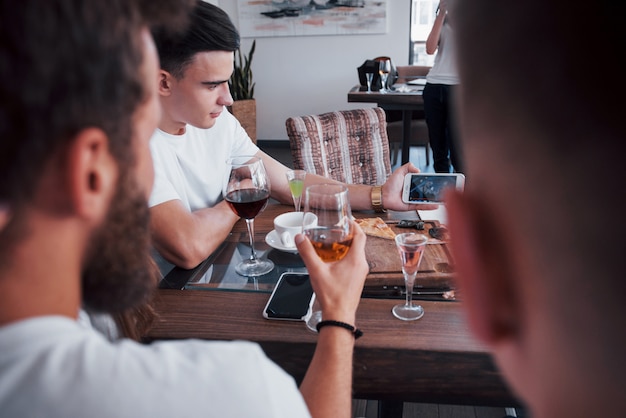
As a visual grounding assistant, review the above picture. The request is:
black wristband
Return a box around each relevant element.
[316,320,363,339]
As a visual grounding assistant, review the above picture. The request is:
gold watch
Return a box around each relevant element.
[371,185,386,213]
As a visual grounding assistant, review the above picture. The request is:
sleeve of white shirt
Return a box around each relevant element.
[148,135,182,208]
[149,167,180,208]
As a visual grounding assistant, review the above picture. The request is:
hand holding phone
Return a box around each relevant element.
[401,173,465,204]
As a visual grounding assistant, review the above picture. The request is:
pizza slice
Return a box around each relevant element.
[355,217,396,240]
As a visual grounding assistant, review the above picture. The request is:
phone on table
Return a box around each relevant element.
[263,272,314,321]
[402,173,465,204]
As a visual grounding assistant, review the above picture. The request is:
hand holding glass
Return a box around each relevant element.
[302,184,353,331]
[224,156,274,277]
[393,233,428,320]
[285,169,306,212]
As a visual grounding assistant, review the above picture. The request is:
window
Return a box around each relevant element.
[409,0,438,66]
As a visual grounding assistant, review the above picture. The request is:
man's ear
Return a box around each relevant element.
[446,191,520,345]
[65,128,117,222]
[158,70,173,96]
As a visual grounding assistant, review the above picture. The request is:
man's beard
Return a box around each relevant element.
[82,175,157,314]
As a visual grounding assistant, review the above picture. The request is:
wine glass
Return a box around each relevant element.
[378,59,391,93]
[224,156,274,277]
[302,184,353,332]
[393,233,429,320]
[285,169,306,212]
[365,72,374,92]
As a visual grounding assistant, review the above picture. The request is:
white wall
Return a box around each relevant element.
[219,1,411,141]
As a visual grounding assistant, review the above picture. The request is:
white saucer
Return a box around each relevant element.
[265,230,299,254]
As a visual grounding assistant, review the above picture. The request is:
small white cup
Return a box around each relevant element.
[274,212,305,248]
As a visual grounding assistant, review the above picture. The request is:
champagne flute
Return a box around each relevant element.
[285,169,306,212]
[302,184,353,332]
[378,59,391,93]
[224,156,274,277]
[365,72,374,92]
[393,233,429,320]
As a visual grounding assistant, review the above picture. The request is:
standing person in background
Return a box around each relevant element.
[423,0,463,173]
[447,0,626,416]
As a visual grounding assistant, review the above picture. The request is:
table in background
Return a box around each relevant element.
[348,84,425,165]
[147,203,519,409]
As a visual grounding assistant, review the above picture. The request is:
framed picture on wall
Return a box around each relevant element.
[237,1,387,38]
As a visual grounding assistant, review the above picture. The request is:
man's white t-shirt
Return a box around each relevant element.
[0,316,310,417]
[149,111,259,211]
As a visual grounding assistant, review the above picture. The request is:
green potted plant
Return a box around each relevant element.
[228,40,257,143]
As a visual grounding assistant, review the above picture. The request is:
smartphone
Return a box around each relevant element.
[402,173,465,204]
[263,273,314,321]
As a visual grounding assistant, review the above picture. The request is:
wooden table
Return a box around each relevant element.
[146,204,520,409]
[348,84,425,165]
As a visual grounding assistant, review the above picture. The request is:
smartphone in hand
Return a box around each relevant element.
[401,173,465,204]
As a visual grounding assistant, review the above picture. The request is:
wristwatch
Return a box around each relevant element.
[371,185,386,213]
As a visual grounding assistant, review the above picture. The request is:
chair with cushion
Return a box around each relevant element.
[285,107,392,185]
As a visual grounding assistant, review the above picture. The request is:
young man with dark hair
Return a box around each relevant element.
[148,1,428,271]
[0,1,369,416]
[447,0,626,417]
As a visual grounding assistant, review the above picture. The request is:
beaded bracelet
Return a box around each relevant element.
[316,320,363,339]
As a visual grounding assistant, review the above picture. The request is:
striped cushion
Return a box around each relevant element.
[285,108,392,185]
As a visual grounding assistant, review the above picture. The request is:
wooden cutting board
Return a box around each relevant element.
[364,221,455,288]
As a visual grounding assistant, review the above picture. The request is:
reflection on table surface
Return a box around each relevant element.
[185,232,307,293]
[158,203,457,299]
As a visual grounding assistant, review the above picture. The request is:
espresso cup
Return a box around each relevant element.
[274,212,305,248]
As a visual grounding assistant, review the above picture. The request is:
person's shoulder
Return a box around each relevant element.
[149,128,180,155]
[149,128,171,143]
[0,322,308,417]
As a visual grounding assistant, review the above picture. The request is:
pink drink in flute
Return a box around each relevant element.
[393,233,428,320]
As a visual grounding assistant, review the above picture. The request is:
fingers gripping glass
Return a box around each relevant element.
[224,156,274,277]
[302,184,353,332]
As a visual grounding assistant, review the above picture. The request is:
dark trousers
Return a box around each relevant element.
[423,83,463,173]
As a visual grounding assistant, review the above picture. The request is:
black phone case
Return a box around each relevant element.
[263,273,314,321]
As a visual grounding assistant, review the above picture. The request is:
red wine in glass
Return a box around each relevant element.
[225,188,270,219]
[224,156,274,277]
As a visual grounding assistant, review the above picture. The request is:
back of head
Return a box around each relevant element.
[153,0,240,78]
[454,0,626,412]
[456,0,626,145]
[0,0,191,260]
[454,0,626,304]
